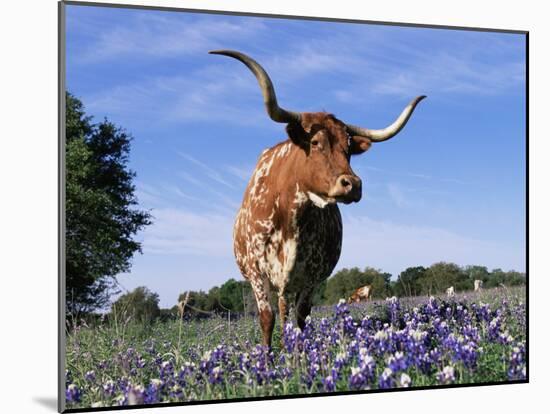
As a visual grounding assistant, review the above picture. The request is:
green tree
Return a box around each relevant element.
[65,92,152,314]
[111,286,160,324]
[503,270,526,286]
[420,262,467,294]
[395,266,427,297]
[177,290,212,318]
[464,265,490,284]
[311,279,328,306]
[323,267,392,304]
[218,278,252,312]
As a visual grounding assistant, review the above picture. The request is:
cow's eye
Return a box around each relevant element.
[311,139,319,147]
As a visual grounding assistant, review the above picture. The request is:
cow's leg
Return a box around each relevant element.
[295,289,313,331]
[252,280,275,348]
[278,294,289,345]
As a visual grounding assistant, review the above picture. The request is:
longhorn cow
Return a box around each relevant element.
[210,50,425,347]
[474,279,483,292]
[348,285,373,304]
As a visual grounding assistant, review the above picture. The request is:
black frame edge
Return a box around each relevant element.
[62,0,528,35]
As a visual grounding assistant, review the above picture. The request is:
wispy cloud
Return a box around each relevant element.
[178,171,202,187]
[77,14,524,128]
[83,65,278,128]
[387,183,410,208]
[142,207,234,257]
[176,158,242,211]
[407,172,431,180]
[161,183,201,202]
[225,164,254,182]
[135,181,165,207]
[178,152,237,189]
[71,13,267,64]
[370,53,524,98]
[356,163,466,186]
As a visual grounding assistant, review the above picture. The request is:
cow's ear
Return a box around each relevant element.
[350,135,372,155]
[286,121,309,150]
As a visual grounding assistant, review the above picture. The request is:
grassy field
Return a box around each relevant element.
[65,287,526,409]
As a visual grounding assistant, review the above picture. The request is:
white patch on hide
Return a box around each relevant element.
[307,192,329,208]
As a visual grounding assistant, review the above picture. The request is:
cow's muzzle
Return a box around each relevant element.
[329,174,362,204]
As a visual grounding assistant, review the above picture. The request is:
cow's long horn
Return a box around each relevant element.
[346,95,426,142]
[209,50,301,124]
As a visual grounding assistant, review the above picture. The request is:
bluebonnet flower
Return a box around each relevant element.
[84,370,96,382]
[169,383,184,399]
[399,373,411,387]
[378,367,394,389]
[144,378,163,404]
[372,325,395,355]
[335,299,349,317]
[388,351,407,372]
[239,352,251,371]
[283,322,300,352]
[488,316,502,341]
[117,376,130,392]
[386,296,401,326]
[136,355,147,369]
[322,374,336,392]
[349,366,368,390]
[475,303,492,323]
[65,369,72,387]
[97,359,109,370]
[160,360,174,379]
[508,344,526,380]
[343,314,357,335]
[209,366,224,385]
[497,331,514,345]
[436,366,455,384]
[128,384,146,405]
[433,318,450,339]
[360,315,374,331]
[114,394,127,406]
[103,379,116,397]
[66,383,81,403]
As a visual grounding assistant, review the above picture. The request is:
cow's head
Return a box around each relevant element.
[209,50,425,206]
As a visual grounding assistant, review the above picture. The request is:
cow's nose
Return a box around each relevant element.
[334,174,362,202]
[339,176,352,189]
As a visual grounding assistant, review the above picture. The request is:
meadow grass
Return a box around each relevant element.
[65,287,526,408]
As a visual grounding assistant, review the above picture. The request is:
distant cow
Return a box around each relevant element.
[474,279,483,291]
[348,285,373,304]
[446,286,455,298]
[211,50,425,347]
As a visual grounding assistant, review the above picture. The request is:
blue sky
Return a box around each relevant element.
[66,5,526,308]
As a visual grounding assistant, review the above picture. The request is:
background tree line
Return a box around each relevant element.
[104,262,525,324]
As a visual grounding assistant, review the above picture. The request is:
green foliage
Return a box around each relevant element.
[393,263,525,297]
[464,265,490,282]
[65,92,152,315]
[218,278,252,312]
[171,263,525,320]
[111,286,160,324]
[323,267,392,304]
[177,279,255,317]
[311,279,328,306]
[420,262,467,294]
[395,266,426,297]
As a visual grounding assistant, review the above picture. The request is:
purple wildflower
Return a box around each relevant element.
[66,384,81,403]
